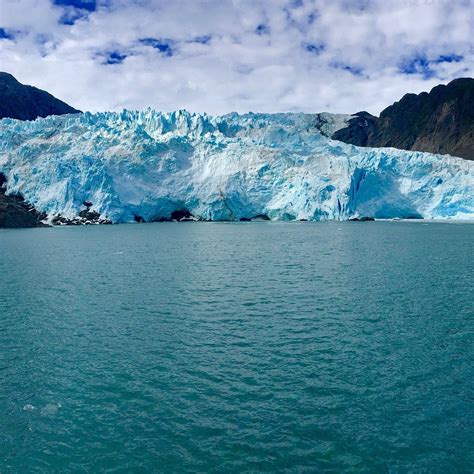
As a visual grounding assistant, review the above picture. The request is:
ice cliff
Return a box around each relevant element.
[0,109,472,223]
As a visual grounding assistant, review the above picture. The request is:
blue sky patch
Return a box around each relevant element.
[399,54,436,79]
[307,12,318,24]
[435,53,463,63]
[0,28,14,40]
[53,0,96,11]
[330,61,363,76]
[399,53,464,78]
[255,24,270,35]
[290,0,304,7]
[59,8,89,25]
[104,51,127,65]
[305,43,325,55]
[341,65,363,76]
[193,35,211,45]
[139,38,173,56]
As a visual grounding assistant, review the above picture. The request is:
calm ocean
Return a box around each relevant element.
[1,222,473,472]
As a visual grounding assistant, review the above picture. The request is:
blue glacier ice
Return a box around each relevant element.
[0,109,473,223]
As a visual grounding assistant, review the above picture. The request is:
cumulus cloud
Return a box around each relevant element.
[0,0,472,114]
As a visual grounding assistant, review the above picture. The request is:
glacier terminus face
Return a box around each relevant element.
[0,109,473,223]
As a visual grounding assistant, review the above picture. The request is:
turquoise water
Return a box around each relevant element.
[1,222,473,472]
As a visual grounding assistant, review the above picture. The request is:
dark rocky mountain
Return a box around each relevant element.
[0,72,80,120]
[0,173,48,227]
[333,78,474,160]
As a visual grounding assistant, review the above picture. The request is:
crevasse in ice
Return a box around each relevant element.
[0,109,472,222]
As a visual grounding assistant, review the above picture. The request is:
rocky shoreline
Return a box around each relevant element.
[0,173,48,227]
[51,201,112,226]
[0,173,113,228]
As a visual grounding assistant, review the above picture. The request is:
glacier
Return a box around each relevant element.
[0,109,473,223]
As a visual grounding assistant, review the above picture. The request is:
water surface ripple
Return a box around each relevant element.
[0,222,473,472]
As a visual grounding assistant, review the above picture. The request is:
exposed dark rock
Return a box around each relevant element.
[349,216,375,222]
[0,196,48,227]
[134,214,146,223]
[79,209,100,220]
[49,202,112,225]
[332,111,378,147]
[333,78,474,160]
[0,173,48,228]
[51,215,69,225]
[239,217,251,221]
[151,216,173,222]
[0,72,81,120]
[51,213,111,226]
[51,198,112,226]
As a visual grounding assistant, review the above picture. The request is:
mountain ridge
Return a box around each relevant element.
[332,77,474,160]
[0,72,80,120]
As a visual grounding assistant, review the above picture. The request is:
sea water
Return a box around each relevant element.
[1,222,473,472]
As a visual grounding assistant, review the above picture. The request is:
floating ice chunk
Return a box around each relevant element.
[40,403,62,416]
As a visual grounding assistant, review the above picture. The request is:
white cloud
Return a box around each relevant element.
[0,0,472,115]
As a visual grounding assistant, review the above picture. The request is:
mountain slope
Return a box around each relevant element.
[0,109,472,223]
[0,173,47,227]
[0,72,80,120]
[333,78,474,160]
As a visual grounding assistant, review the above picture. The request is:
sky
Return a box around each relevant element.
[0,0,472,115]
